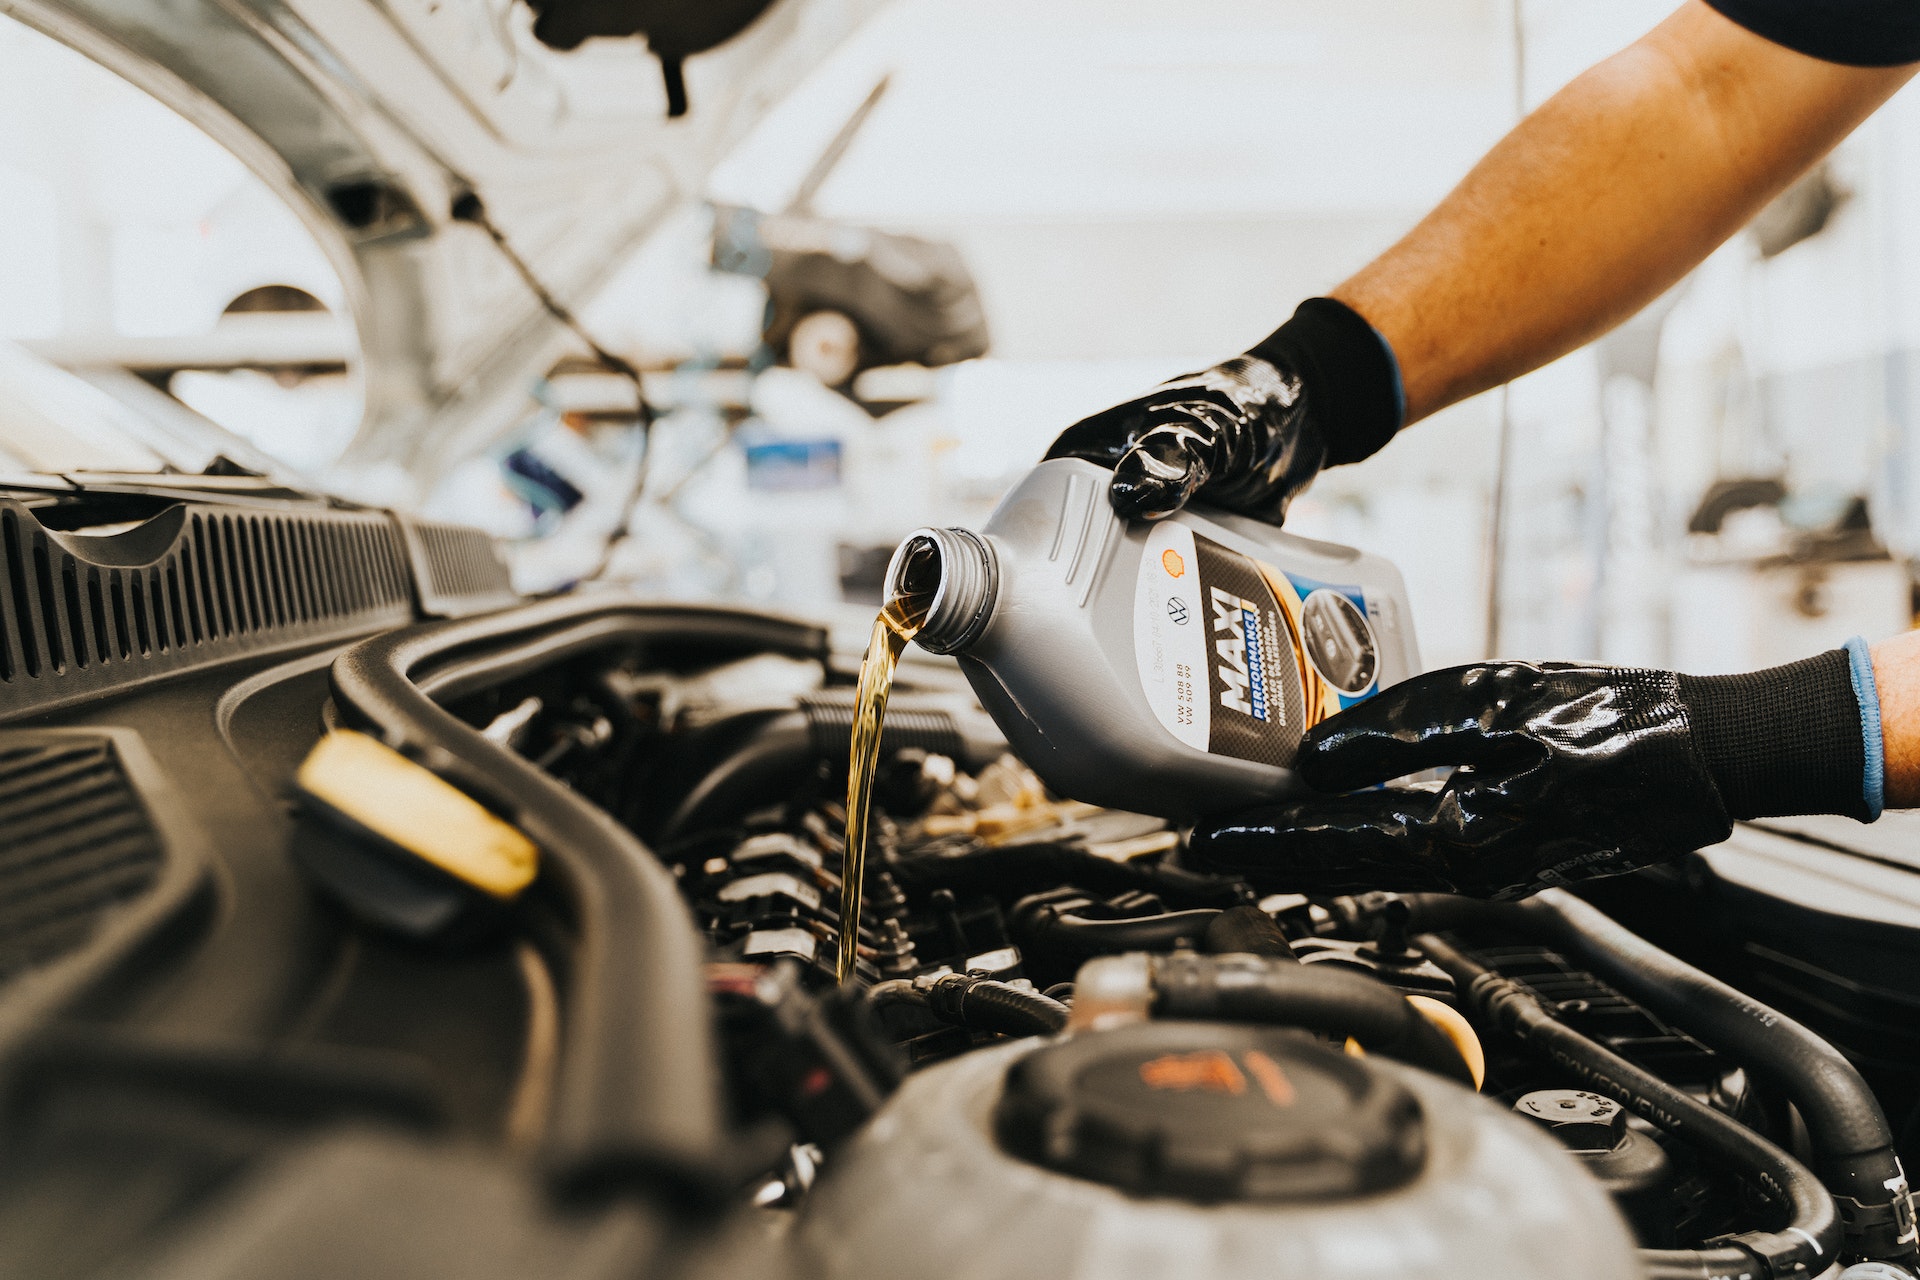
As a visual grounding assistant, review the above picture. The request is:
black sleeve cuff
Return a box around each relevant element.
[1676,649,1869,822]
[1703,0,1920,68]
[1246,298,1404,468]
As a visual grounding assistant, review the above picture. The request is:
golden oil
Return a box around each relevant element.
[839,594,926,983]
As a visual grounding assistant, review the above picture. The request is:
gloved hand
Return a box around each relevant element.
[1187,647,1881,900]
[1044,298,1403,524]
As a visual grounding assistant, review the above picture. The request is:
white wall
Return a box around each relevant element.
[703,0,1705,666]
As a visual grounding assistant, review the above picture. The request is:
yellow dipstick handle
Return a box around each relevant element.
[296,730,538,899]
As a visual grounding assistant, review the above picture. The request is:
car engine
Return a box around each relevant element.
[0,495,1916,1280]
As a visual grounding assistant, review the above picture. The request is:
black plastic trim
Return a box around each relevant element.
[0,729,213,1068]
[0,499,413,722]
[325,596,828,1202]
[391,515,519,619]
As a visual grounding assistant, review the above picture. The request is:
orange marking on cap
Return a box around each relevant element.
[1139,1049,1245,1095]
[1241,1050,1296,1106]
[1162,549,1186,578]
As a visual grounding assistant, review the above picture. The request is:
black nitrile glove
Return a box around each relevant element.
[1188,649,1879,900]
[1044,298,1403,524]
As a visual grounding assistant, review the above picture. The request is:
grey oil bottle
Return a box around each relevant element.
[879,456,1420,822]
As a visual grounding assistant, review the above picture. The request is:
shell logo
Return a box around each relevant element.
[1161,549,1186,579]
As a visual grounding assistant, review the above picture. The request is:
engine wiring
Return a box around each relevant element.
[450,190,653,582]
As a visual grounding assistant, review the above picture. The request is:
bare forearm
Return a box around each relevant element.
[1871,630,1920,809]
[1333,1,1915,425]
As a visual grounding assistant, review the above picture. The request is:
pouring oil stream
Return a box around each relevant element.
[839,593,926,984]
[839,539,945,983]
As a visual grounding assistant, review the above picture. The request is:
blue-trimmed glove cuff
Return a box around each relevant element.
[1843,636,1886,821]
[1676,647,1876,824]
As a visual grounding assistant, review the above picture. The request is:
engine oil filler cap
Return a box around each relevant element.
[994,1022,1426,1203]
[290,731,538,938]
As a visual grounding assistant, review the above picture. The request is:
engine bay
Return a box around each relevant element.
[8,0,1920,1272]
[0,535,1916,1279]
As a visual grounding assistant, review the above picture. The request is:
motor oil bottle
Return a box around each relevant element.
[878,456,1420,822]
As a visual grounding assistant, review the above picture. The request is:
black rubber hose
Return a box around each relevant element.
[1148,953,1475,1087]
[650,696,1004,848]
[1518,888,1918,1265]
[652,710,814,847]
[1203,905,1299,959]
[330,597,824,1202]
[866,980,929,1017]
[938,978,1071,1038]
[873,975,1069,1038]
[1394,888,1917,1263]
[1417,932,1842,1280]
[1019,905,1222,956]
[1393,892,1523,936]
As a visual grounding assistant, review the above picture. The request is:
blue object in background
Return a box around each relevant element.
[502,446,586,524]
[744,438,843,492]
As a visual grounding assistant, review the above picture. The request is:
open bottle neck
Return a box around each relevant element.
[882,527,999,655]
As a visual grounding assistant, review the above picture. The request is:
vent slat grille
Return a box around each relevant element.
[0,826,154,907]
[0,764,136,836]
[0,501,418,721]
[6,512,42,678]
[0,739,163,982]
[399,518,516,618]
[32,544,63,673]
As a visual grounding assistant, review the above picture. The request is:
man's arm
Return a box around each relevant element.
[1335,0,1918,424]
[1873,632,1920,808]
[1044,2,1918,529]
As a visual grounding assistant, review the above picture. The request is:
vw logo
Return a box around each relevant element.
[1166,598,1190,625]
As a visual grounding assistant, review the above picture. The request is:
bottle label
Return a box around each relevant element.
[1133,522,1379,767]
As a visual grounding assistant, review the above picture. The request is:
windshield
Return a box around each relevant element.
[0,341,168,473]
[0,13,358,477]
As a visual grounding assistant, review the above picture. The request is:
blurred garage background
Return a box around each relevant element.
[3,0,1916,672]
